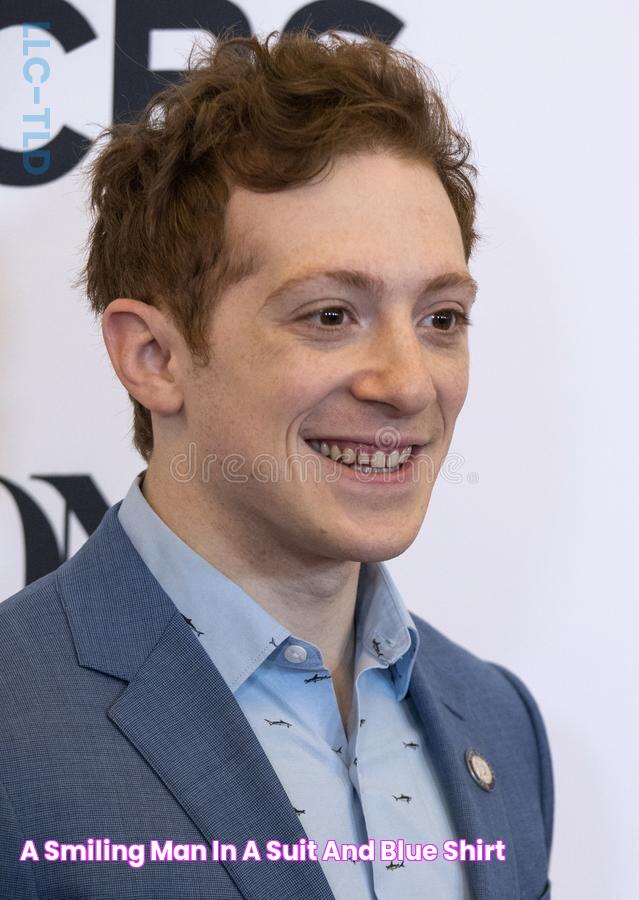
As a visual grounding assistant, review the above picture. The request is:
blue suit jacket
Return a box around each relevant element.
[0,503,553,899]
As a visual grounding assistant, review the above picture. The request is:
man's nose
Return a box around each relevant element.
[348,321,438,415]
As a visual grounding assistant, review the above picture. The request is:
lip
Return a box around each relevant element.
[302,438,429,487]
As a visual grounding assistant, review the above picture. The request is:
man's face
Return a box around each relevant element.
[178,151,476,563]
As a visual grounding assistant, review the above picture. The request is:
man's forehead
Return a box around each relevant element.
[218,177,473,300]
[216,220,476,304]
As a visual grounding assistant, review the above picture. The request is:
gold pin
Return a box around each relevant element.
[465,748,496,791]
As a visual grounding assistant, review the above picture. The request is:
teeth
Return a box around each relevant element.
[306,439,413,469]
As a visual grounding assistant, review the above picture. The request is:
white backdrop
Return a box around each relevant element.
[1,2,637,896]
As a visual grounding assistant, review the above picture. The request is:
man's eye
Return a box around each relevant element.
[302,306,351,329]
[301,306,473,334]
[423,309,473,332]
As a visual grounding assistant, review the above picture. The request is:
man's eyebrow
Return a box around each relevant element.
[263,268,479,305]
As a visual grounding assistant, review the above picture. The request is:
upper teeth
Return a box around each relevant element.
[308,440,412,468]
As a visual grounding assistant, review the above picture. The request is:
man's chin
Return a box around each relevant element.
[322,528,421,564]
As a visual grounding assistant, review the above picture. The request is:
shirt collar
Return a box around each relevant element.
[118,472,419,699]
[355,556,420,699]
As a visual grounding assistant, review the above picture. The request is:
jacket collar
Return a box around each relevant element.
[57,502,519,900]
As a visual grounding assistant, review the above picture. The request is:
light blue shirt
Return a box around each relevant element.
[118,473,469,899]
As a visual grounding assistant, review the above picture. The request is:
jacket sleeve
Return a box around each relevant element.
[0,780,40,900]
[490,663,555,858]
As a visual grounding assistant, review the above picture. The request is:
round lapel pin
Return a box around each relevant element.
[465,748,496,791]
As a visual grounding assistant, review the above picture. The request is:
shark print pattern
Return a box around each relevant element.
[244,651,464,894]
[304,673,332,684]
[118,466,470,898]
[181,614,204,637]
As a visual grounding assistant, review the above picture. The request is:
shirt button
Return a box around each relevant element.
[284,644,308,663]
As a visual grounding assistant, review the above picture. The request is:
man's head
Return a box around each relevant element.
[82,28,479,563]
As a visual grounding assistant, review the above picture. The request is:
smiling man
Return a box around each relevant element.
[0,28,553,900]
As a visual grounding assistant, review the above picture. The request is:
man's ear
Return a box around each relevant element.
[101,298,184,416]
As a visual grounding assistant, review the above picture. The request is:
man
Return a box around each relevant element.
[0,28,553,900]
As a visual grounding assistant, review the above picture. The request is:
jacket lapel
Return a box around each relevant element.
[57,503,335,900]
[409,644,520,900]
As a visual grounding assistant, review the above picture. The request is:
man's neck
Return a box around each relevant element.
[141,465,362,678]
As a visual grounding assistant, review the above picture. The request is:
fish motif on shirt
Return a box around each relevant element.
[181,614,204,637]
[120,473,455,894]
[304,673,332,684]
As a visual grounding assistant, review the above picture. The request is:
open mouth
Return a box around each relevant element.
[303,438,420,474]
